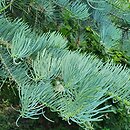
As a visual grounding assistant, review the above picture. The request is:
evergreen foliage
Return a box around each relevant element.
[0,0,130,129]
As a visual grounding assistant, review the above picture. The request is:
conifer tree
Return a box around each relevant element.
[0,0,130,129]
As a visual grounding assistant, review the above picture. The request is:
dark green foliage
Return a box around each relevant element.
[0,103,81,130]
[0,82,18,105]
[0,94,130,130]
[93,98,130,130]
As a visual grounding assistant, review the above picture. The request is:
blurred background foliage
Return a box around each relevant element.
[0,0,130,130]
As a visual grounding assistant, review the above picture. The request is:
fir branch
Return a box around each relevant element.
[54,0,90,20]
